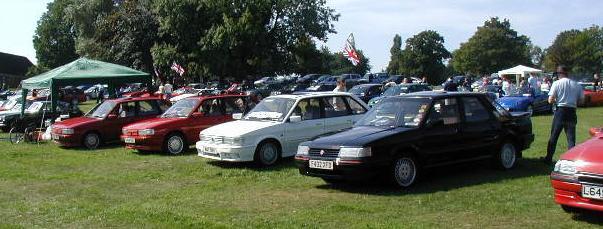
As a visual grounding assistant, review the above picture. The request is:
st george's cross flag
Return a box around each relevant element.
[343,33,360,66]
[171,62,185,76]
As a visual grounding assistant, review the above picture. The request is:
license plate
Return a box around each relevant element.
[52,134,59,140]
[124,137,135,144]
[309,160,333,170]
[582,185,603,200]
[204,146,216,153]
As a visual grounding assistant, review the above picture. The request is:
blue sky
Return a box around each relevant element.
[1,0,601,71]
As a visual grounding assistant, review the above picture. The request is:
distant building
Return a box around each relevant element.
[0,52,33,89]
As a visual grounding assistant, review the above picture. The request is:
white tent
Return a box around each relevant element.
[497,65,543,81]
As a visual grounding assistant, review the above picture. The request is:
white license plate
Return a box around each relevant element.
[204,146,216,153]
[52,134,59,140]
[309,160,333,170]
[124,137,135,144]
[582,185,603,200]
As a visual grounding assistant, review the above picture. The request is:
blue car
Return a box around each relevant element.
[367,83,432,107]
[496,91,553,115]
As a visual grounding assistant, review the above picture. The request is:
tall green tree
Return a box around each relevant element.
[543,29,581,71]
[386,34,402,74]
[32,0,78,69]
[571,26,603,74]
[452,17,531,75]
[399,30,450,84]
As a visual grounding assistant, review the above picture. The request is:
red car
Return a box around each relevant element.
[52,96,170,149]
[121,94,248,154]
[550,129,603,213]
[583,89,603,107]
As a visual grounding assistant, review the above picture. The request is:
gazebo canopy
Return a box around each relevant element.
[497,65,542,78]
[20,58,151,113]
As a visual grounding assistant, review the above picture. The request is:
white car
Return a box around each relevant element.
[196,92,369,166]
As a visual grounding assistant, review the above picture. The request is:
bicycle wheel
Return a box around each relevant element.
[9,127,24,144]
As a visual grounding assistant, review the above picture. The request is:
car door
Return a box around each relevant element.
[459,96,502,159]
[186,98,224,143]
[416,98,465,166]
[283,98,325,156]
[105,101,137,142]
[322,96,354,133]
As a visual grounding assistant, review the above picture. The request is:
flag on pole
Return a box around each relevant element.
[171,62,185,76]
[343,33,360,66]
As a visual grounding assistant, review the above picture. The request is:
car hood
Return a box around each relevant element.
[124,117,179,130]
[201,120,280,137]
[497,96,531,107]
[0,110,20,117]
[53,116,100,128]
[309,126,408,148]
[561,136,603,174]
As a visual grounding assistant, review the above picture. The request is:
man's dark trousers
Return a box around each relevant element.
[546,106,577,161]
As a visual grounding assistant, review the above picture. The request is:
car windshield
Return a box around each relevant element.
[162,98,198,118]
[244,97,295,122]
[348,86,368,94]
[383,85,409,96]
[1,100,17,110]
[25,102,45,113]
[86,101,117,118]
[356,97,430,128]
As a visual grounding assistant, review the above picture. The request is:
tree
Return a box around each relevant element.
[32,0,78,69]
[398,30,450,84]
[543,30,581,71]
[386,35,402,74]
[452,17,531,75]
[329,50,371,75]
[543,26,603,74]
[529,43,545,69]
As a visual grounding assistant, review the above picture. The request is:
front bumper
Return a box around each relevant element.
[196,141,255,162]
[551,173,603,212]
[121,135,163,151]
[52,133,81,147]
[295,156,386,181]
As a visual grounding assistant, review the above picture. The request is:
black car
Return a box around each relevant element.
[384,75,404,84]
[295,92,534,187]
[347,84,383,103]
[360,73,390,84]
[0,101,82,132]
[272,83,310,95]
[296,74,323,84]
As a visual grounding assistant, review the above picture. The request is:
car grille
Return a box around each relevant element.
[578,172,603,185]
[202,135,224,144]
[309,148,339,158]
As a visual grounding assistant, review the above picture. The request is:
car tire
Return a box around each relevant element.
[494,142,517,170]
[254,140,280,166]
[83,132,101,150]
[391,156,419,187]
[561,205,582,214]
[164,133,186,155]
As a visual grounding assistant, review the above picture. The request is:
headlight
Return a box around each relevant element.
[62,128,74,135]
[122,129,128,135]
[339,147,372,158]
[554,160,577,175]
[138,129,155,136]
[223,136,244,145]
[297,145,309,156]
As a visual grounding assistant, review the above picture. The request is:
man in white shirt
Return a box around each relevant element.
[543,66,584,164]
[164,82,173,99]
[527,73,540,95]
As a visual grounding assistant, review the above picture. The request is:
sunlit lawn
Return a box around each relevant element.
[1,101,603,228]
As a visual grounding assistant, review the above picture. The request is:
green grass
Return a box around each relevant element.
[1,104,603,228]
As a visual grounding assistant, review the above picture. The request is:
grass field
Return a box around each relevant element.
[1,101,603,228]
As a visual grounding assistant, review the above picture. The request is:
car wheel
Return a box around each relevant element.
[83,132,101,149]
[164,133,186,155]
[495,142,517,170]
[391,156,418,187]
[9,127,24,144]
[254,141,280,166]
[561,205,582,214]
[526,105,533,115]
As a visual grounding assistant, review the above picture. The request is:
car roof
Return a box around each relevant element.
[186,94,248,100]
[353,83,382,88]
[399,91,488,99]
[273,92,354,100]
[107,96,165,103]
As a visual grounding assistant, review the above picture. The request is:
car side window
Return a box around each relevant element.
[462,97,491,123]
[291,98,322,120]
[118,102,136,118]
[427,98,459,125]
[138,100,161,116]
[157,100,170,112]
[368,86,380,96]
[198,98,224,116]
[322,96,350,118]
[223,97,246,114]
[345,97,367,115]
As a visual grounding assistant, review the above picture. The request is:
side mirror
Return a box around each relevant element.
[232,113,243,120]
[289,115,302,123]
[426,119,444,128]
[191,112,204,118]
[107,114,118,119]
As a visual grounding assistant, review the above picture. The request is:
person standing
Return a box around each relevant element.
[333,77,346,92]
[593,72,601,91]
[501,76,516,96]
[164,82,173,99]
[528,73,540,95]
[543,66,584,164]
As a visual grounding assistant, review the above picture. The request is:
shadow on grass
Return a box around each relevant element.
[571,211,603,225]
[315,158,553,195]
[206,157,296,172]
[131,146,200,156]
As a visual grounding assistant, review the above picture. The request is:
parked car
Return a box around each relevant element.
[296,74,323,84]
[121,94,249,154]
[304,84,337,92]
[367,83,432,107]
[496,90,553,115]
[254,77,277,85]
[360,73,389,84]
[550,128,603,213]
[295,92,534,187]
[0,90,16,100]
[384,75,404,84]
[196,92,369,166]
[1,101,82,133]
[314,75,333,84]
[51,96,169,149]
[0,97,20,112]
[271,84,310,95]
[580,85,603,107]
[347,84,383,103]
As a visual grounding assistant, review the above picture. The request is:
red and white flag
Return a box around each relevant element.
[343,33,360,66]
[171,62,185,76]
